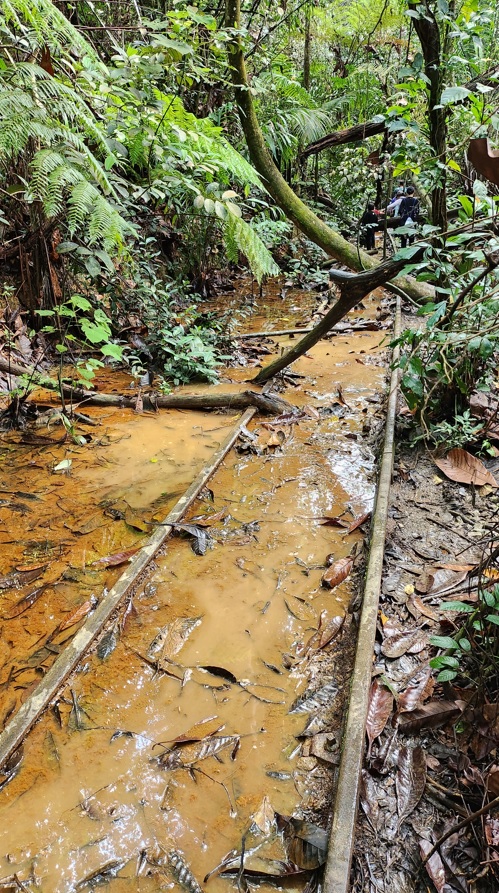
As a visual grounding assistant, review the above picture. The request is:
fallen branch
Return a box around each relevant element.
[301,119,387,159]
[252,251,423,384]
[0,356,292,414]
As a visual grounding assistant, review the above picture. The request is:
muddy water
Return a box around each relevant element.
[0,291,389,892]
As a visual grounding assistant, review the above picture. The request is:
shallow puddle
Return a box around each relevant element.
[0,289,389,892]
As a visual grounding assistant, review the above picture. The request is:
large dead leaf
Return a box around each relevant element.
[296,613,344,659]
[397,666,432,714]
[250,796,275,836]
[289,681,339,714]
[419,840,446,892]
[158,734,239,769]
[366,679,393,756]
[277,815,328,869]
[148,616,202,663]
[321,557,353,589]
[398,700,463,736]
[92,547,139,568]
[433,448,497,487]
[381,628,427,658]
[396,745,426,823]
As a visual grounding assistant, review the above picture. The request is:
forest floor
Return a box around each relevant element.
[0,280,497,892]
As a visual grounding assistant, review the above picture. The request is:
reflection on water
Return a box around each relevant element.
[0,291,388,892]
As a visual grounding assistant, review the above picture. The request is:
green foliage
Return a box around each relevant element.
[430,584,499,691]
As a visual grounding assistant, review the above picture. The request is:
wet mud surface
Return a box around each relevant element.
[0,286,391,891]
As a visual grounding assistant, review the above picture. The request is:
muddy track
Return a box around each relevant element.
[0,286,394,892]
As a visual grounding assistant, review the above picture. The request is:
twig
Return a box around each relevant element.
[420,795,499,867]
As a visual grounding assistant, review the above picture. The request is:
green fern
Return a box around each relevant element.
[224,212,280,284]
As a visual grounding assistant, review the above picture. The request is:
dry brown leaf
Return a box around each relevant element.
[397,666,431,714]
[366,679,393,756]
[433,448,498,487]
[381,628,426,658]
[487,765,499,798]
[54,598,95,634]
[359,769,379,831]
[296,613,344,658]
[321,557,353,589]
[251,796,275,835]
[347,511,371,534]
[407,596,440,621]
[92,547,140,567]
[396,745,426,823]
[419,839,446,892]
[398,700,461,735]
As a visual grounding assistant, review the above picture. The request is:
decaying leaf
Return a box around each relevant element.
[319,515,349,528]
[277,815,328,869]
[0,565,46,590]
[396,745,426,823]
[407,595,439,621]
[359,769,379,831]
[192,508,228,527]
[3,583,54,619]
[158,735,240,769]
[251,796,275,836]
[148,616,202,662]
[167,850,203,893]
[97,626,118,661]
[289,681,339,714]
[52,598,96,635]
[347,512,371,533]
[321,557,353,590]
[419,840,446,892]
[381,628,427,659]
[366,679,393,756]
[433,448,497,488]
[92,547,139,568]
[397,666,432,714]
[173,523,210,555]
[296,613,344,659]
[398,701,462,735]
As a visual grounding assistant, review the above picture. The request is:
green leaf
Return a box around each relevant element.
[486,614,499,626]
[441,601,474,613]
[437,669,457,682]
[430,635,458,650]
[440,86,471,105]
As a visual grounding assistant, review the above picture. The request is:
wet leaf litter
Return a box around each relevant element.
[0,287,390,891]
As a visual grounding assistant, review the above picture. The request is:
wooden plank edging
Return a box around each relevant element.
[323,299,401,893]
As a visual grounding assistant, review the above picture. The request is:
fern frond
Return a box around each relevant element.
[225,213,280,284]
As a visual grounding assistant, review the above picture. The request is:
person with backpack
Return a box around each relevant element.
[360,202,378,250]
[397,186,419,247]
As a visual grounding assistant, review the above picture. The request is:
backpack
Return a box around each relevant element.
[400,196,419,225]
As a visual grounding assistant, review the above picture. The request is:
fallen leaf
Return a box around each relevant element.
[397,666,431,714]
[148,616,202,663]
[419,839,446,892]
[289,681,339,714]
[192,508,228,527]
[398,701,462,735]
[319,515,349,528]
[309,732,339,764]
[158,735,239,769]
[92,547,140,567]
[359,769,379,831]
[321,557,353,589]
[3,583,53,619]
[366,679,393,756]
[381,628,427,658]
[53,598,95,634]
[347,511,371,533]
[396,745,426,823]
[173,523,210,555]
[278,815,328,869]
[487,765,499,798]
[433,448,497,487]
[296,613,344,658]
[53,458,72,473]
[251,796,275,835]
[407,596,439,621]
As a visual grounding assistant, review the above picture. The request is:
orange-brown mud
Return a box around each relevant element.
[0,285,389,892]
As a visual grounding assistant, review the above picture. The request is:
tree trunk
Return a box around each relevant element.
[410,1,447,232]
[301,120,388,159]
[303,2,311,91]
[224,0,432,304]
[252,251,424,384]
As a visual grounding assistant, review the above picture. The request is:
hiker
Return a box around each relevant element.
[360,202,378,250]
[386,187,405,216]
[397,185,419,247]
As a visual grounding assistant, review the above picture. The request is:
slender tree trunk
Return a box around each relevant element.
[224,0,432,304]
[303,2,311,91]
[410,1,447,231]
